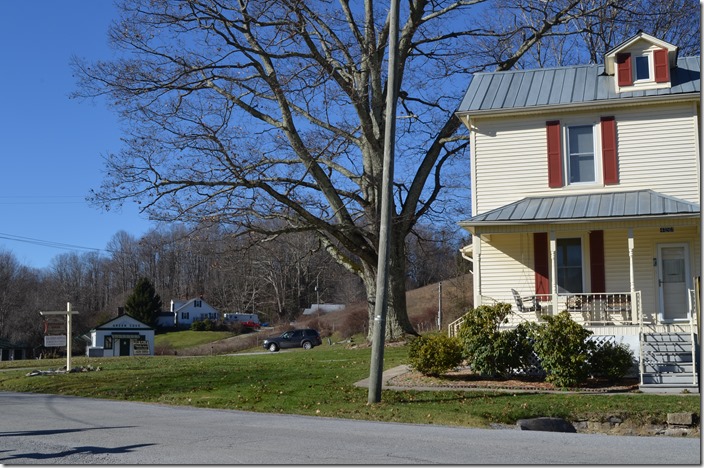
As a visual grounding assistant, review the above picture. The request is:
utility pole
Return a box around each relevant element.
[368,0,400,404]
[438,281,443,330]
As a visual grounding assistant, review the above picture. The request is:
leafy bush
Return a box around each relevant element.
[190,320,206,331]
[456,303,534,377]
[408,334,463,377]
[589,340,635,382]
[529,311,595,387]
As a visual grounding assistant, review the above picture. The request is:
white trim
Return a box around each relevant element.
[657,242,692,322]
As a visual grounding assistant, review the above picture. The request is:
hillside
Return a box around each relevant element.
[173,274,474,355]
[298,273,474,337]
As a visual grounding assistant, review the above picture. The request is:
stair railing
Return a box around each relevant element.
[688,289,697,386]
[638,291,644,386]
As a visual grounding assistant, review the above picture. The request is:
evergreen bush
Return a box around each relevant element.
[589,340,635,382]
[529,311,595,387]
[407,334,463,377]
[456,303,534,377]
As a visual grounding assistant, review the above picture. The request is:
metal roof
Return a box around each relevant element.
[461,190,700,226]
[457,56,700,115]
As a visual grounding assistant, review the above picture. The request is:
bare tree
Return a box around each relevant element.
[74,0,660,340]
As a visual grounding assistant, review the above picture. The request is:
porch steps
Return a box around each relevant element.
[639,333,699,394]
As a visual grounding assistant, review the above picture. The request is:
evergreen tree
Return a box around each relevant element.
[124,277,162,326]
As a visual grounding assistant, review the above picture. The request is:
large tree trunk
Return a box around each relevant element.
[363,234,417,341]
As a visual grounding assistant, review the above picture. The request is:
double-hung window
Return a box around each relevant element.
[556,238,583,294]
[566,125,595,184]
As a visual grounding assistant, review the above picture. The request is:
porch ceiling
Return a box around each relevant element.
[461,190,699,227]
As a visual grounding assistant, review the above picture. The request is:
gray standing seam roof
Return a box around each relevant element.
[458,56,700,115]
[462,190,699,226]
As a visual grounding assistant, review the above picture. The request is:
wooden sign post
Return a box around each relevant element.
[40,302,79,370]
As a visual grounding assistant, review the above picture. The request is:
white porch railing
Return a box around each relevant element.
[554,291,640,326]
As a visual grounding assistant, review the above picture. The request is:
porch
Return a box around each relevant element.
[448,289,699,336]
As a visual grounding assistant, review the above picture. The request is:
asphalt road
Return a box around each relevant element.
[1,391,700,465]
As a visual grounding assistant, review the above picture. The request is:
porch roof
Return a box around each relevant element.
[461,190,699,227]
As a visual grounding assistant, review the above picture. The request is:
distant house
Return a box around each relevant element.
[302,304,345,315]
[86,313,155,357]
[155,297,221,329]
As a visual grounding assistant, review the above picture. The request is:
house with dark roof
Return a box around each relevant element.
[452,32,699,393]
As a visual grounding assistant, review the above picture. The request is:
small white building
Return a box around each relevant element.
[86,314,154,357]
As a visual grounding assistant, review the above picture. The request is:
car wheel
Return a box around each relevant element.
[302,341,313,350]
[268,343,279,352]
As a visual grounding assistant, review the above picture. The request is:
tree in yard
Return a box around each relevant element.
[124,277,163,326]
[72,0,697,340]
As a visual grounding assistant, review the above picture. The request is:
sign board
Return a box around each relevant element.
[44,335,67,347]
[45,322,66,334]
[133,340,150,356]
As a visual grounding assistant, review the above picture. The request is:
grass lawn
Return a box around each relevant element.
[0,343,698,429]
[154,330,235,350]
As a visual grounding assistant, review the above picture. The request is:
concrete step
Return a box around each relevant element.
[642,333,692,343]
[643,362,694,374]
[639,383,699,394]
[641,373,698,385]
[641,343,692,354]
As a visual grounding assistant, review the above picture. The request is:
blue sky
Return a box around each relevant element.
[0,1,156,269]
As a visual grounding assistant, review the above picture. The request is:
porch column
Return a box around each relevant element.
[473,233,482,306]
[628,227,636,322]
[550,231,558,314]
[628,228,635,292]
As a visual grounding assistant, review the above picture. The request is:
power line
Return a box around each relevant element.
[0,232,105,254]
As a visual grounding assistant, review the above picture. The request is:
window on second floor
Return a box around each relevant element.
[546,117,618,188]
[194,300,202,307]
[566,125,595,184]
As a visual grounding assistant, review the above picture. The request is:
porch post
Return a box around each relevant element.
[473,233,482,306]
[628,228,636,321]
[550,231,558,314]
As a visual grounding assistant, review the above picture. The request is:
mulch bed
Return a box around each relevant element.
[387,367,640,393]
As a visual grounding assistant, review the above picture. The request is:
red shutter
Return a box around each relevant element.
[589,230,605,293]
[546,121,563,188]
[653,49,670,83]
[534,232,550,301]
[601,116,619,185]
[616,53,632,86]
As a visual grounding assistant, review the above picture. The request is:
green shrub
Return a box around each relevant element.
[190,320,206,331]
[408,334,463,377]
[589,341,635,382]
[529,311,595,387]
[456,303,534,377]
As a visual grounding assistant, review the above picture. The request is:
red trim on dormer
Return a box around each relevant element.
[600,116,618,185]
[653,49,670,83]
[616,53,633,86]
[546,121,563,188]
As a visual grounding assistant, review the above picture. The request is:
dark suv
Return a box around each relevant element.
[263,329,322,352]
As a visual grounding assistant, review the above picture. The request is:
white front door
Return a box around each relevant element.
[657,243,691,322]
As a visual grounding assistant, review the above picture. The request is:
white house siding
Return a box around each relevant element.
[475,232,535,305]
[616,103,699,203]
[470,102,699,216]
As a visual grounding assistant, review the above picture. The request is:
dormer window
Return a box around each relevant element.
[634,54,651,81]
[607,33,675,92]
